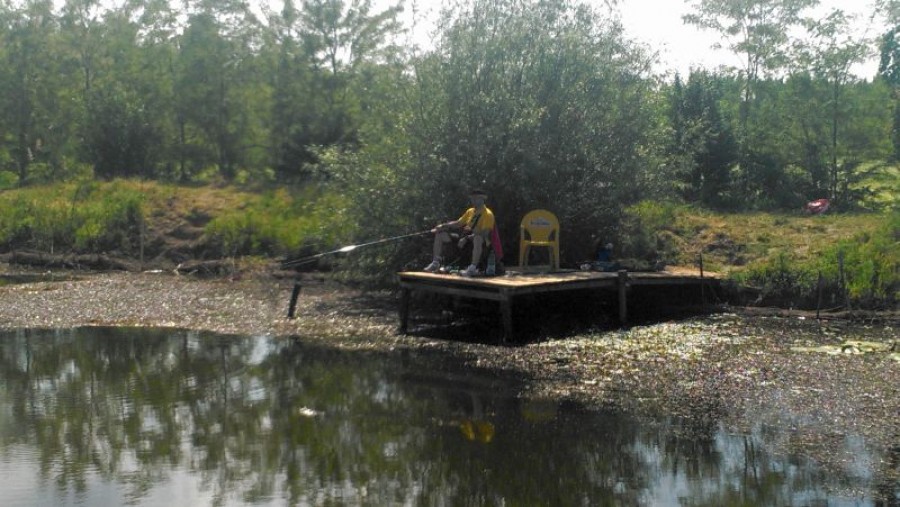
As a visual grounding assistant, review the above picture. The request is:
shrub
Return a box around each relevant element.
[733,252,819,307]
[618,201,682,263]
[0,171,18,190]
[818,212,899,306]
[731,211,898,309]
[72,183,145,252]
[203,186,354,257]
[0,180,146,254]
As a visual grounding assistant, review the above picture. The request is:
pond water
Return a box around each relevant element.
[0,327,893,506]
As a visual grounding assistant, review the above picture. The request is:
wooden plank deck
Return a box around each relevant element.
[397,268,719,342]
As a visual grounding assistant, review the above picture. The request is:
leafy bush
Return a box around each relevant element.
[817,212,899,306]
[732,211,898,308]
[626,201,679,233]
[0,180,145,254]
[0,171,18,190]
[203,187,354,257]
[732,252,819,306]
[618,201,682,264]
[398,0,661,267]
[0,188,75,251]
[71,182,145,252]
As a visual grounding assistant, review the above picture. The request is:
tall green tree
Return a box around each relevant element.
[781,73,828,196]
[65,2,167,179]
[793,9,870,201]
[83,85,162,179]
[174,12,236,179]
[0,0,68,185]
[683,0,818,129]
[683,0,818,206]
[877,0,900,160]
[401,0,658,262]
[59,0,104,97]
[266,0,403,181]
[175,1,263,181]
[669,71,738,208]
[266,0,328,180]
[100,0,182,180]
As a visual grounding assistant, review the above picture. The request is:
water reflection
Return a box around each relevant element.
[0,328,894,506]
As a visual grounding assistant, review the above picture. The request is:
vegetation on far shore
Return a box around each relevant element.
[0,180,895,310]
[0,0,897,309]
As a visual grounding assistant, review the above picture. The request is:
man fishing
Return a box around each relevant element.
[424,188,495,277]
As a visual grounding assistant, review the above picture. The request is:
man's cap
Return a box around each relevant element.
[469,188,487,196]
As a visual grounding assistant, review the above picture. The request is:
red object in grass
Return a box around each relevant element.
[805,198,830,215]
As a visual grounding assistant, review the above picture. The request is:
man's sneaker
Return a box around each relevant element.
[423,260,441,272]
[462,264,478,277]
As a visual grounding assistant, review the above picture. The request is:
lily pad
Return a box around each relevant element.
[791,340,896,357]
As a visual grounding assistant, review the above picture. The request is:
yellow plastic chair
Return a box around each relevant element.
[518,209,560,271]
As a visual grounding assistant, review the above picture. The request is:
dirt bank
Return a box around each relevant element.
[0,268,897,490]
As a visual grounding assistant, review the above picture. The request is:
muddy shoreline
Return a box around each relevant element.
[1,268,898,494]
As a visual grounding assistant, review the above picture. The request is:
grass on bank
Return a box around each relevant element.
[730,213,899,308]
[624,201,898,309]
[0,180,146,254]
[203,187,354,257]
[0,180,354,259]
[0,180,895,309]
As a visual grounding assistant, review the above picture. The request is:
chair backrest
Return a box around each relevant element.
[520,209,559,242]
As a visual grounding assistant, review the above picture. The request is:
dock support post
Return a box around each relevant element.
[287,282,302,319]
[618,270,628,324]
[399,287,411,334]
[500,291,513,343]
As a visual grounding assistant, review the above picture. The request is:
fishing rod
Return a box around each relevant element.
[281,230,432,268]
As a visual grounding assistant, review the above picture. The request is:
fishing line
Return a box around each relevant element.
[281,230,432,268]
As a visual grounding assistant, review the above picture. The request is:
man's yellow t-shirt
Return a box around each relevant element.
[458,206,495,234]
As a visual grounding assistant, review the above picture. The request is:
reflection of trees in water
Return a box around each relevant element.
[0,328,894,505]
[874,440,900,507]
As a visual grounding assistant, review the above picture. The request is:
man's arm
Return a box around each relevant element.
[433,209,473,232]
[433,219,464,232]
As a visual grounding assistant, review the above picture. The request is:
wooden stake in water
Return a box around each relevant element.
[699,253,705,306]
[816,271,824,320]
[288,282,303,319]
[838,250,848,309]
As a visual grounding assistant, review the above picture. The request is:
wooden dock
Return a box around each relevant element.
[397,269,719,341]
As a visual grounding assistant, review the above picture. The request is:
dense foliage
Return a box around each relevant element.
[0,180,145,253]
[0,1,891,191]
[732,211,899,309]
[0,0,896,297]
